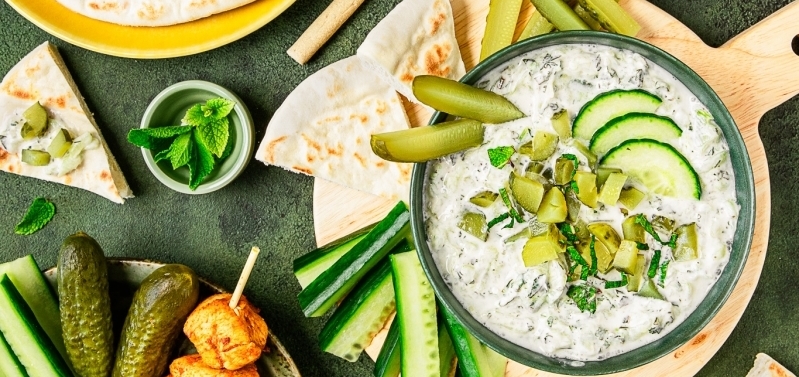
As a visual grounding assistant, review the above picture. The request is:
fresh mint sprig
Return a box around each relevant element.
[128,98,236,190]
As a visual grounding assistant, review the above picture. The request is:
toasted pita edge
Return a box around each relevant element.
[746,353,797,377]
[45,43,133,203]
[356,0,466,104]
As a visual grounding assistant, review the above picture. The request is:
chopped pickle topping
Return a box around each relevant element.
[21,149,51,166]
[20,102,48,140]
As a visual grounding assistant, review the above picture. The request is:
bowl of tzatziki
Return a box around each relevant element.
[409,31,755,374]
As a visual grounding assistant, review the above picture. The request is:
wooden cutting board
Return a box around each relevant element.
[313,0,799,375]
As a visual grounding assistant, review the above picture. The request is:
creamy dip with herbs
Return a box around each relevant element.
[424,44,739,361]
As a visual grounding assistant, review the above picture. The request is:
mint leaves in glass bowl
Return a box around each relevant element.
[133,80,254,194]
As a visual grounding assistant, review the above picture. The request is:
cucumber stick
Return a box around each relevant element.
[319,258,395,361]
[438,314,458,377]
[0,330,27,377]
[390,251,439,377]
[374,317,401,377]
[299,201,410,317]
[0,255,69,369]
[0,274,71,377]
[441,305,507,377]
[293,223,375,288]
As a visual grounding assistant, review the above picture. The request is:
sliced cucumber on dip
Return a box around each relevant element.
[293,223,375,289]
[390,251,440,377]
[319,258,396,361]
[600,139,701,199]
[371,119,484,163]
[298,201,410,317]
[589,113,682,155]
[572,89,662,141]
[0,274,71,377]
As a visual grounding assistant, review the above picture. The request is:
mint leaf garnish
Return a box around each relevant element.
[15,198,55,235]
[182,104,206,127]
[154,148,170,163]
[201,98,235,120]
[167,132,193,169]
[189,129,216,190]
[127,126,191,149]
[488,146,515,168]
[196,118,229,158]
[567,284,597,313]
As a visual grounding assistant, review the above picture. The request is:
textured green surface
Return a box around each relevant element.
[0,0,797,376]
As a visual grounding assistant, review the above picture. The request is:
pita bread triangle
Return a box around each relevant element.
[255,56,412,203]
[0,42,133,204]
[357,0,466,104]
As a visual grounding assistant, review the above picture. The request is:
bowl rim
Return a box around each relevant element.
[139,79,255,195]
[410,31,755,374]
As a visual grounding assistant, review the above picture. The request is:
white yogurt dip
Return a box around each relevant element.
[424,44,739,361]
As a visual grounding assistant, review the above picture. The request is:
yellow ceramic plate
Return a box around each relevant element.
[5,0,297,59]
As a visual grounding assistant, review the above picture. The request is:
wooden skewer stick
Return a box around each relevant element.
[230,246,261,309]
[287,0,367,64]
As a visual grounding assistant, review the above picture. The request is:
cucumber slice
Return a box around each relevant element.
[572,89,662,141]
[0,330,27,377]
[589,113,682,155]
[319,258,396,361]
[600,139,701,199]
[0,274,71,377]
[374,318,401,377]
[441,304,506,377]
[0,255,69,369]
[299,202,410,317]
[293,223,375,288]
[390,251,439,377]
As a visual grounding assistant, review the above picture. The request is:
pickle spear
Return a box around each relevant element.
[518,9,555,41]
[21,149,51,166]
[412,75,525,124]
[370,119,484,163]
[577,0,640,36]
[530,0,590,31]
[481,0,524,61]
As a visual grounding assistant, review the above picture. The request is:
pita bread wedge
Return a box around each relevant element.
[357,0,466,104]
[0,42,133,204]
[255,56,412,203]
[55,0,256,27]
[746,353,797,377]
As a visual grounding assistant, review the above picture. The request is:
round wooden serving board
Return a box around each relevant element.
[313,0,799,375]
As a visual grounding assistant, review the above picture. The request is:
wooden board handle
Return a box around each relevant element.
[719,1,799,116]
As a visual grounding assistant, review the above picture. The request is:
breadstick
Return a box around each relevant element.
[287,0,367,64]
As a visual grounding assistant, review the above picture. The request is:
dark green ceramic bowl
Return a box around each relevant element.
[410,31,755,374]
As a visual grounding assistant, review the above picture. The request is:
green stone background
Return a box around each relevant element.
[0,0,797,376]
